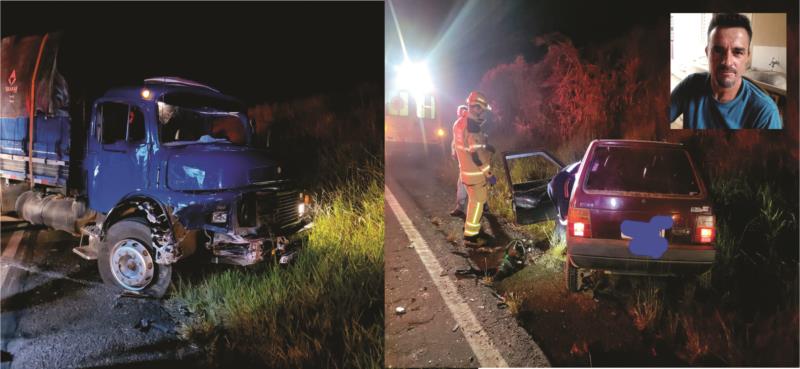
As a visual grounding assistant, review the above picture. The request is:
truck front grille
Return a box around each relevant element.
[238,190,299,231]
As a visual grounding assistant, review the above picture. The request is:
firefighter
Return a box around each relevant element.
[450,105,469,218]
[453,91,496,245]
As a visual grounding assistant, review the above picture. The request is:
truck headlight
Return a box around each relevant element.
[212,211,228,224]
[298,203,305,216]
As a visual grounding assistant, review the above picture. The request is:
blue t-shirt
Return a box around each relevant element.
[670,72,782,129]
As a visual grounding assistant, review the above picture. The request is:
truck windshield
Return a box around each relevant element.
[584,146,701,195]
[158,93,249,146]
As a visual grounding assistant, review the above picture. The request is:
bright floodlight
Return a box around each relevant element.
[394,59,433,99]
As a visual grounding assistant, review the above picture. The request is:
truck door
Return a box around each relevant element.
[86,101,149,213]
[502,151,564,225]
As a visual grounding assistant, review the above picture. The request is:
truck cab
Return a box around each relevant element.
[4,76,310,297]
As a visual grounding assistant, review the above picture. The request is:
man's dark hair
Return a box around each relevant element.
[708,13,752,45]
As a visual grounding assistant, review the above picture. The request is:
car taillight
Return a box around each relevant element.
[693,215,715,243]
[568,207,591,238]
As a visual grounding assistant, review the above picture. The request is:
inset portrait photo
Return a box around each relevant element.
[670,13,786,129]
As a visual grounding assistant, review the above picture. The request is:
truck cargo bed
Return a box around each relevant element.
[0,115,71,187]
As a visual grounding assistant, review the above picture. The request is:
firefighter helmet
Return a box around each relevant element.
[466,91,491,111]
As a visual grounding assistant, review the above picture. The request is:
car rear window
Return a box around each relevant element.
[584,145,701,195]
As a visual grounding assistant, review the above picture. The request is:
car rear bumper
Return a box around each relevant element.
[568,237,715,276]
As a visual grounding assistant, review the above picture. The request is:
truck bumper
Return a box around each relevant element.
[209,220,313,266]
[568,237,715,276]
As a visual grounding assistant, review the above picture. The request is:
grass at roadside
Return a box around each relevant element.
[168,163,384,369]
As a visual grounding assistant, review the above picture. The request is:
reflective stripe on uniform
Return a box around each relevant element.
[464,228,479,236]
[462,171,484,176]
[480,165,491,173]
[464,222,481,232]
[466,221,480,228]
[471,202,482,224]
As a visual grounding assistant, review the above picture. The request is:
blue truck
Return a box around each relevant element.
[1,34,310,297]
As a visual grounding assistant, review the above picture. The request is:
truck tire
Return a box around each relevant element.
[565,255,579,293]
[98,219,172,298]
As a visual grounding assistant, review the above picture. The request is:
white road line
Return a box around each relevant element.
[0,230,25,288]
[2,230,24,258]
[385,185,509,368]
[0,258,103,288]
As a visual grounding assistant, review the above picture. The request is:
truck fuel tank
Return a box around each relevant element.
[15,191,96,234]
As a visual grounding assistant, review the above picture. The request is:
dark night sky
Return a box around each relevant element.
[385,0,797,112]
[385,0,668,112]
[2,1,384,106]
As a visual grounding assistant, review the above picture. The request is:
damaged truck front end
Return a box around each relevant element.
[82,77,312,297]
[169,185,311,267]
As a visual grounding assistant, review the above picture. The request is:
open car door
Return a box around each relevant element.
[502,151,564,225]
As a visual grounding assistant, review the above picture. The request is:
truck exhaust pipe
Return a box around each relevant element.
[15,191,96,234]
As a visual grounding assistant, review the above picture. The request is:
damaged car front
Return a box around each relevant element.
[153,87,311,267]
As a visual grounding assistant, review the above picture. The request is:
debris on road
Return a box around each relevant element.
[455,268,477,277]
[491,291,506,302]
[494,239,528,281]
[452,324,459,332]
[395,306,406,315]
[135,319,176,335]
[278,250,298,265]
[119,291,153,299]
[178,305,193,317]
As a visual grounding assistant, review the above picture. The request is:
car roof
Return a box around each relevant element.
[591,139,684,148]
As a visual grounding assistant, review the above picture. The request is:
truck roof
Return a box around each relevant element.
[101,77,243,108]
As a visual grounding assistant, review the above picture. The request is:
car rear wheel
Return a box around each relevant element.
[565,255,579,293]
[98,219,172,298]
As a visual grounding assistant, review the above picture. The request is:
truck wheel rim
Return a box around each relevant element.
[110,239,155,290]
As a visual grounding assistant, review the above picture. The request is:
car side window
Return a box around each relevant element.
[98,102,145,144]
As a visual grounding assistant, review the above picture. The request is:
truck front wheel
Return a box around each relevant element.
[98,219,172,298]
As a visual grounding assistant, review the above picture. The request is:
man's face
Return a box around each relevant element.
[706,26,750,90]
[468,104,485,120]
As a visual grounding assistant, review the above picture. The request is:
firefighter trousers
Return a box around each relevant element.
[464,181,488,237]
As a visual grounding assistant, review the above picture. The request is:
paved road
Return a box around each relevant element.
[0,217,196,369]
[385,142,550,368]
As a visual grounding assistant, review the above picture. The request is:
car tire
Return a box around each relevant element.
[565,255,579,293]
[98,219,172,298]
